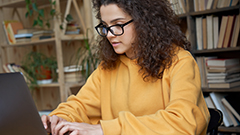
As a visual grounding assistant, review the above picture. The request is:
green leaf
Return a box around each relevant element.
[25,0,31,4]
[39,9,44,17]
[65,14,73,22]
[38,19,43,27]
[25,12,29,18]
[29,9,33,16]
[46,21,50,29]
[52,1,56,5]
[26,4,30,12]
[59,24,63,30]
[50,9,56,16]
[33,20,38,27]
[32,3,38,11]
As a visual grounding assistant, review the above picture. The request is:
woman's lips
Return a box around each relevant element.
[111,42,120,47]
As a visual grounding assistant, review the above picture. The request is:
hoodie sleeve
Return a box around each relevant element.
[49,67,102,124]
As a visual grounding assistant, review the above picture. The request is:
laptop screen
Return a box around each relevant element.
[0,72,48,135]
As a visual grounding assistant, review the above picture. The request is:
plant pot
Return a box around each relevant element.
[35,66,52,84]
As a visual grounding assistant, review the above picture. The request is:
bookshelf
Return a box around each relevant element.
[0,0,94,110]
[175,0,240,133]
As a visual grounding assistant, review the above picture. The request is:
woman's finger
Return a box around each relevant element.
[41,115,49,129]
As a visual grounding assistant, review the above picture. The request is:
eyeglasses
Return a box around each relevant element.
[95,19,133,37]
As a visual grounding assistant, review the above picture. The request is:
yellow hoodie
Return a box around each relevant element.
[50,48,210,135]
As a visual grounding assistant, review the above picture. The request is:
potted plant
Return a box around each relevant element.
[73,29,99,81]
[21,51,58,88]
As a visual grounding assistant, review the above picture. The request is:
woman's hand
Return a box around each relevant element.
[54,122,103,135]
[41,115,67,133]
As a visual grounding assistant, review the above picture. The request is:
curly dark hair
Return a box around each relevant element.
[92,0,191,81]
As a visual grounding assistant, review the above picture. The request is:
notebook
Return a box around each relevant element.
[0,72,48,135]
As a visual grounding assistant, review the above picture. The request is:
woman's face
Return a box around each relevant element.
[100,4,136,59]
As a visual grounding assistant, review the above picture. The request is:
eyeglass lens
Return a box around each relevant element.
[97,25,123,36]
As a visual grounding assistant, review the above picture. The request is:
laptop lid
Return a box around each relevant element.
[0,72,48,135]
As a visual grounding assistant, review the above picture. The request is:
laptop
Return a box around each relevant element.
[0,72,48,135]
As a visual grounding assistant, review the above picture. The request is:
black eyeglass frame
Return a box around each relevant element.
[95,19,134,37]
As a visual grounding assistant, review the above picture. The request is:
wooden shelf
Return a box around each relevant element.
[189,5,240,16]
[177,13,188,19]
[0,34,88,47]
[192,46,240,54]
[1,38,56,47]
[61,34,86,41]
[202,86,240,92]
[219,126,240,133]
[0,0,53,8]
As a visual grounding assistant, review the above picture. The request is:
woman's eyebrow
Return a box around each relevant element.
[110,18,126,23]
[101,18,126,24]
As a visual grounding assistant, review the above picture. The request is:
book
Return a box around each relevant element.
[217,0,231,8]
[206,58,240,67]
[202,18,207,49]
[206,0,214,9]
[222,15,235,48]
[17,28,39,34]
[14,33,33,39]
[230,0,239,6]
[196,17,203,50]
[204,96,216,108]
[217,16,229,48]
[32,30,54,36]
[207,65,240,73]
[230,14,240,47]
[213,16,219,48]
[8,21,23,35]
[14,33,32,43]
[2,20,17,44]
[212,0,219,9]
[221,93,240,121]
[208,76,240,83]
[209,92,233,127]
[193,0,199,11]
[65,77,81,82]
[199,0,206,11]
[64,65,83,82]
[196,56,218,88]
[2,64,10,73]
[196,57,205,88]
[207,72,240,79]
[15,38,31,43]
[208,80,240,88]
[223,103,240,127]
[207,15,214,49]
[178,0,186,13]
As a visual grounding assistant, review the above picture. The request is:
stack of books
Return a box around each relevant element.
[205,92,240,127]
[2,63,33,84]
[31,30,54,41]
[57,65,83,83]
[14,29,39,43]
[65,22,80,35]
[206,58,240,88]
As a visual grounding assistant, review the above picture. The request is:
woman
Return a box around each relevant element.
[41,0,210,134]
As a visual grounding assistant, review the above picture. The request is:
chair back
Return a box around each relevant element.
[207,108,223,135]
